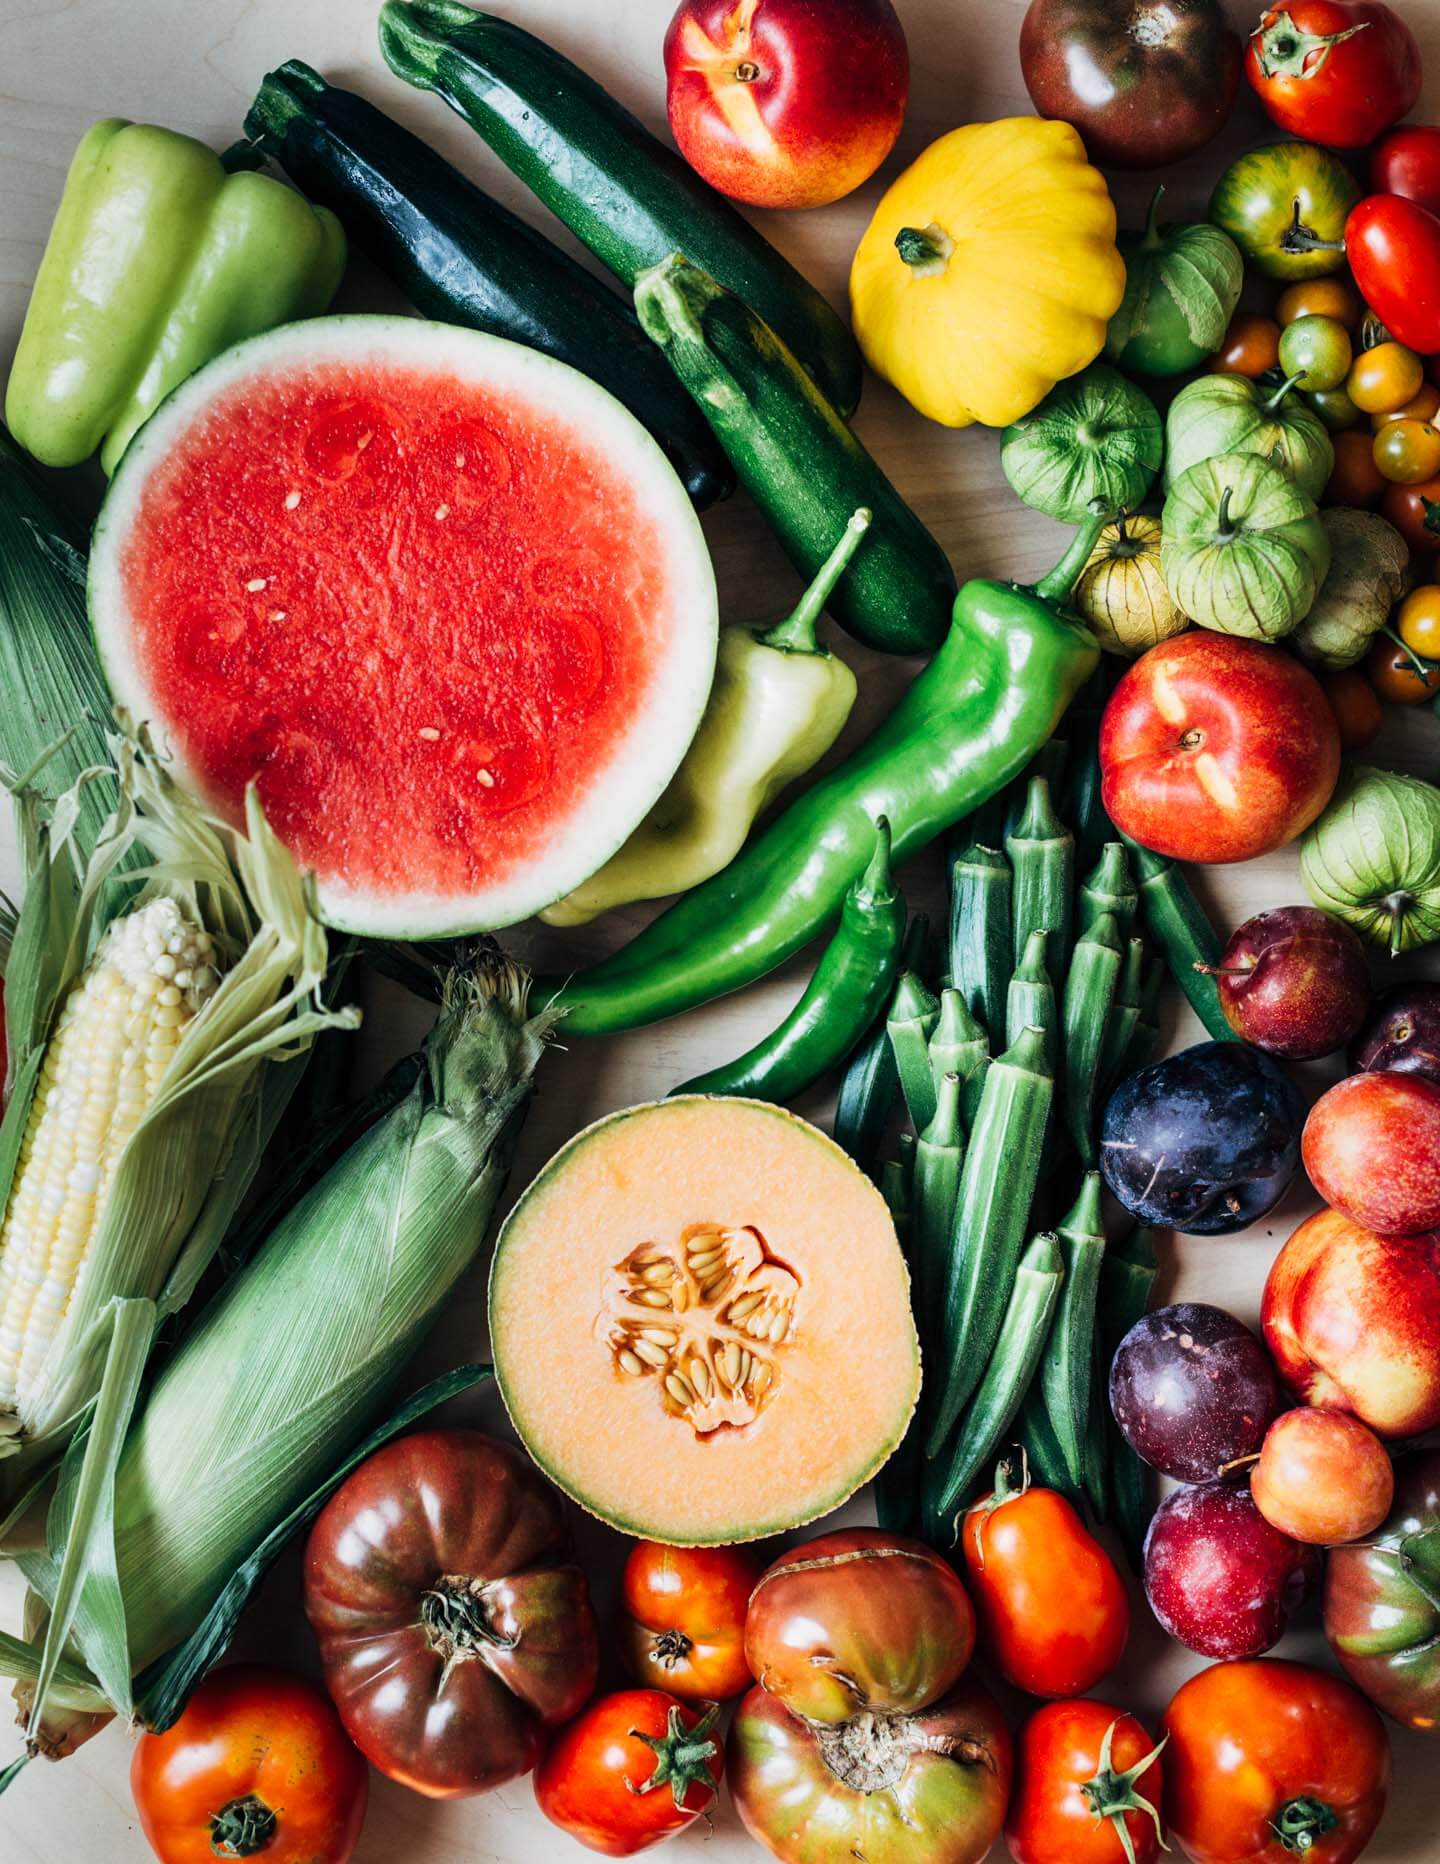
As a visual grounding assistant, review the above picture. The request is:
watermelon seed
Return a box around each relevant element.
[618,1350,645,1376]
[434,504,450,521]
[245,578,268,593]
[270,611,287,623]
[476,769,495,788]
[284,490,301,510]
[418,727,441,742]
[455,452,466,469]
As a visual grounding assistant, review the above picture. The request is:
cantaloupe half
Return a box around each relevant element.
[489,1097,920,1545]
[89,316,718,936]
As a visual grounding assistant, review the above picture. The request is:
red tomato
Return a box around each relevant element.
[1245,1,1420,148]
[1325,427,1386,505]
[1381,472,1440,548]
[1373,124,1440,214]
[1345,195,1440,356]
[131,1666,368,1864]
[1320,669,1384,751]
[622,1541,758,1703]
[1007,1700,1166,1864]
[962,1472,1129,1698]
[534,1689,723,1857]
[1162,1659,1390,1864]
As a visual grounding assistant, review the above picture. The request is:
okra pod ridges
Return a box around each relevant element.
[888,970,941,1134]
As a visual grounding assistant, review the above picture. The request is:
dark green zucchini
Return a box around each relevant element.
[243,62,730,509]
[635,256,956,656]
[377,0,862,416]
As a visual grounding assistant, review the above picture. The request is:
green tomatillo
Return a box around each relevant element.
[1162,453,1329,641]
[1302,765,1440,953]
[1164,369,1334,501]
[1106,186,1244,377]
[1001,364,1162,524]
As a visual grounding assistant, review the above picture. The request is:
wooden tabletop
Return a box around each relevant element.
[3,0,1439,1857]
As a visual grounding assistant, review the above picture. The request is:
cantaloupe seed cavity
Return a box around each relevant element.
[608,1225,800,1433]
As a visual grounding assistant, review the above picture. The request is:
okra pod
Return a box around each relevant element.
[1039,1172,1106,1491]
[833,913,929,1172]
[1003,740,1070,841]
[947,843,1012,1042]
[913,1072,964,1347]
[1126,836,1230,1040]
[1061,912,1124,1166]
[1006,928,1058,1075]
[1018,1381,1080,1500]
[929,988,989,1111]
[1099,937,1146,1095]
[1119,958,1165,1081]
[880,1136,916,1254]
[1082,1334,1109,1523]
[1007,777,1074,989]
[1100,1225,1161,1566]
[928,1022,1053,1451]
[927,1230,1065,1527]
[1079,842,1138,940]
[887,971,941,1134]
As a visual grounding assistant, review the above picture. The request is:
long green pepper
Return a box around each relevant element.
[1038,1173,1106,1491]
[673,822,904,1100]
[1061,912,1124,1166]
[1007,778,1074,990]
[948,843,1012,1044]
[929,1022,1053,1451]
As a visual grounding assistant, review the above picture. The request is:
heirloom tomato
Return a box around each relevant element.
[1321,669,1384,751]
[1162,1659,1390,1864]
[1278,277,1360,327]
[1007,1700,1166,1864]
[131,1665,368,1864]
[1372,416,1440,482]
[622,1540,758,1702]
[535,1689,723,1857]
[1246,2,1420,148]
[303,1430,598,1798]
[961,1469,1128,1697]
[1346,339,1423,414]
[1210,143,1358,280]
[1326,429,1385,504]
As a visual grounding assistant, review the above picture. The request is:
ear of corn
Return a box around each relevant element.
[0,731,359,1727]
[8,951,546,1756]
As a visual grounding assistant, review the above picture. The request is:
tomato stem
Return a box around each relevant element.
[210,1794,278,1858]
[1251,9,1371,78]
[627,1704,721,1811]
[1080,1720,1167,1864]
[1270,1795,1339,1853]
[1280,198,1345,257]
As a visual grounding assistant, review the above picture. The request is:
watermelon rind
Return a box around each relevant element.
[89,315,718,938]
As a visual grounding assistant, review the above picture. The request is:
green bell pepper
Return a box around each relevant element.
[6,120,346,474]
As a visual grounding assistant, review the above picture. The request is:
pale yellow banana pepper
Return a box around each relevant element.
[848,117,1126,430]
[542,510,870,928]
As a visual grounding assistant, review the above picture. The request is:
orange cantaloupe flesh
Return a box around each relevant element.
[489,1096,920,1546]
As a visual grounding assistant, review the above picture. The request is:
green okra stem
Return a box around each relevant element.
[929,987,989,1111]
[1061,912,1124,1167]
[947,843,1012,1043]
[1079,842,1139,940]
[927,1230,1065,1528]
[887,970,941,1134]
[929,1022,1053,1452]
[1007,777,1074,991]
[1039,1172,1106,1493]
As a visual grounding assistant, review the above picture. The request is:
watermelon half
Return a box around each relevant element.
[89,316,718,935]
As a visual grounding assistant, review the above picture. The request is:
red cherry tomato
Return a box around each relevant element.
[534,1690,723,1857]
[1245,1,1420,149]
[621,1541,758,1703]
[131,1666,368,1864]
[1345,195,1440,356]
[1209,313,1281,378]
[1006,1699,1167,1864]
[1373,124,1440,215]
[1381,473,1440,549]
[962,1469,1129,1698]
[1321,669,1384,752]
[1364,633,1440,705]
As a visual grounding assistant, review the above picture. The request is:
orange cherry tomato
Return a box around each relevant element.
[1381,473,1440,549]
[1321,670,1384,753]
[1162,1659,1390,1864]
[1277,278,1361,328]
[1364,632,1440,705]
[1006,1699,1166,1864]
[1371,381,1440,427]
[1347,341,1425,414]
[1325,429,1386,507]
[1372,418,1440,483]
[962,1469,1129,1699]
[131,1666,368,1864]
[621,1541,758,1702]
[1209,314,1281,378]
[1396,584,1440,661]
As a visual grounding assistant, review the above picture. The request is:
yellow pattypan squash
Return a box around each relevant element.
[850,117,1127,429]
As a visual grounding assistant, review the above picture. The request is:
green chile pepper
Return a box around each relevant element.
[541,520,1103,1036]
[6,120,345,474]
[674,821,903,1101]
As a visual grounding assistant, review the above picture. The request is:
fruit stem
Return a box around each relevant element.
[1214,484,1237,541]
[1253,9,1370,78]
[628,1704,720,1811]
[757,508,871,654]
[1080,1720,1168,1864]
[210,1796,279,1858]
[1280,197,1345,256]
[1270,1795,1339,1854]
[1141,184,1166,252]
[1380,625,1438,682]
[894,222,954,275]
[1264,370,1310,412]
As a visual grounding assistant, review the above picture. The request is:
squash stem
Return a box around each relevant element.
[757,508,872,654]
[894,223,954,275]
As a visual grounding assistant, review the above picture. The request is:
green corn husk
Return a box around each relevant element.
[8,950,549,1755]
[0,733,357,1491]
[0,432,124,876]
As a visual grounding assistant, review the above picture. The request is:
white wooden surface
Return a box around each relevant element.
[2,0,1439,1857]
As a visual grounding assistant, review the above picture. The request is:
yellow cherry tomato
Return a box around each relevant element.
[1397,586,1440,661]
[1348,341,1426,414]
[1277,278,1362,327]
[1365,633,1440,705]
[1373,419,1440,484]
[1373,382,1440,428]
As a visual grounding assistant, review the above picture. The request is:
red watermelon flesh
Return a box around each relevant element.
[91,318,717,935]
